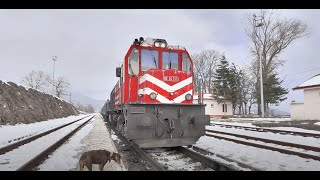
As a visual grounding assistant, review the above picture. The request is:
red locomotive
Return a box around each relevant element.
[103,37,209,148]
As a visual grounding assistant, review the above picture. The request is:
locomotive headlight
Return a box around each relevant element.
[185,93,192,101]
[160,42,166,48]
[154,42,160,47]
[149,92,157,100]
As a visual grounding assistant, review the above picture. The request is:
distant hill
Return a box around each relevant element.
[235,107,289,116]
[70,92,105,112]
[269,108,290,116]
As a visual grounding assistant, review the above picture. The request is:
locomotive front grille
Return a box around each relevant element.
[130,107,146,114]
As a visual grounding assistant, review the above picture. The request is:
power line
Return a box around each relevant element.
[281,66,320,78]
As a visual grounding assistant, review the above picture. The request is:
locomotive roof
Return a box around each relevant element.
[139,37,186,50]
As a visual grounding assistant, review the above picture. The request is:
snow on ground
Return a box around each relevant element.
[269,127,320,134]
[75,114,125,171]
[0,114,89,148]
[195,136,320,171]
[110,130,121,142]
[0,115,94,171]
[147,148,213,171]
[37,118,94,171]
[315,122,320,126]
[211,122,256,127]
[206,131,320,157]
[187,147,256,171]
[210,122,320,134]
[227,117,291,122]
[206,126,320,148]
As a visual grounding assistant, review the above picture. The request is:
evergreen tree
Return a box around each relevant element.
[229,64,243,114]
[264,74,288,110]
[254,73,288,116]
[213,56,231,113]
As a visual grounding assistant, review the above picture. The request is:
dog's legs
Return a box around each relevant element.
[99,163,104,171]
[99,159,108,171]
[87,162,92,171]
[79,160,85,171]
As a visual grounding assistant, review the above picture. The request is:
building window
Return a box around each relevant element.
[222,104,227,112]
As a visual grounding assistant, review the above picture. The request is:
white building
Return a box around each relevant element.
[290,74,320,120]
[193,93,233,118]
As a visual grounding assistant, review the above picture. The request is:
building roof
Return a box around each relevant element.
[293,74,320,90]
[193,93,224,100]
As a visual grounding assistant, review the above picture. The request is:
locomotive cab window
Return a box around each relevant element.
[128,48,139,75]
[162,51,178,70]
[182,53,192,72]
[141,49,159,71]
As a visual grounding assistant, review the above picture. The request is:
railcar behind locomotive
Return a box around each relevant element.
[103,37,209,148]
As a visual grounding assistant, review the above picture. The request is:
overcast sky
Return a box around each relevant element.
[0,9,319,112]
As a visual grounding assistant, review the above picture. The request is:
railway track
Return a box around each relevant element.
[206,129,320,161]
[211,123,320,138]
[0,114,92,155]
[105,120,245,171]
[189,145,263,171]
[0,114,95,171]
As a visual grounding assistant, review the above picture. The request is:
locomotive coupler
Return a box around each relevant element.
[166,118,176,135]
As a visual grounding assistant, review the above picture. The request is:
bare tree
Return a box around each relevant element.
[86,104,95,113]
[75,103,95,113]
[245,9,309,114]
[51,76,71,98]
[239,65,255,116]
[75,102,85,112]
[21,70,50,90]
[192,49,221,93]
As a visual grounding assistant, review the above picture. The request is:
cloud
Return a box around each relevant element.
[0,9,213,100]
[0,9,318,113]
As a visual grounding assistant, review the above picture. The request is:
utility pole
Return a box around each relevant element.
[253,14,265,118]
[52,56,58,96]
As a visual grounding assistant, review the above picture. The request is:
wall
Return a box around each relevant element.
[290,103,305,120]
[290,87,320,120]
[193,94,233,117]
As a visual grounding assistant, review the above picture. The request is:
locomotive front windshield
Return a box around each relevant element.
[141,49,159,71]
[162,51,178,70]
[182,52,192,72]
[128,47,192,74]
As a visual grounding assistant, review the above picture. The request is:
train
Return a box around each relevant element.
[101,37,209,148]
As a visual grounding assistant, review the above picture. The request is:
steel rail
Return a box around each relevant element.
[206,129,320,153]
[17,115,95,171]
[0,114,92,155]
[211,123,320,138]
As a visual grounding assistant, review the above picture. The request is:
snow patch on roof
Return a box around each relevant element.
[193,93,224,100]
[295,74,320,89]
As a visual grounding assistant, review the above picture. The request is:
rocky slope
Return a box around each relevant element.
[0,80,79,125]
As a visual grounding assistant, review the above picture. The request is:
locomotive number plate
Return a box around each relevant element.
[130,107,146,114]
[163,76,179,82]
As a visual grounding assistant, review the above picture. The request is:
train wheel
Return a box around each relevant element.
[117,115,125,135]
[112,114,119,126]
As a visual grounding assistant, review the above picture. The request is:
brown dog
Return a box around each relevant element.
[79,150,122,171]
